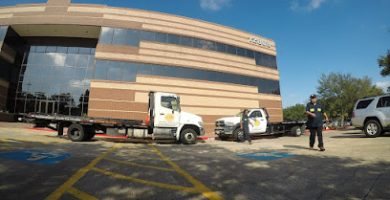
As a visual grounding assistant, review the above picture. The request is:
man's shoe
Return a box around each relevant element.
[309,146,314,150]
[319,147,325,151]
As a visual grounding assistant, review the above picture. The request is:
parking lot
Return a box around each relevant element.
[0,123,389,200]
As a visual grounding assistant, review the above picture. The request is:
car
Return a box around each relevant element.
[351,95,390,137]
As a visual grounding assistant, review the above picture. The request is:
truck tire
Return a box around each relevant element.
[181,128,197,144]
[291,126,302,137]
[67,123,86,142]
[233,128,245,142]
[364,120,382,138]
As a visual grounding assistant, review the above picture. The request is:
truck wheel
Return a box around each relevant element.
[291,126,302,137]
[364,120,382,138]
[218,135,229,140]
[181,128,197,144]
[67,123,86,142]
[233,128,245,142]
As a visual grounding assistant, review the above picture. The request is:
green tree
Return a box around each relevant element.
[317,73,384,126]
[378,50,390,76]
[283,104,306,121]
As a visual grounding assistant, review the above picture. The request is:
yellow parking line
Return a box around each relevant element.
[149,144,223,200]
[92,167,198,193]
[104,157,175,172]
[44,145,117,200]
[67,187,97,200]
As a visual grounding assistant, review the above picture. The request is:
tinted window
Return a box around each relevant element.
[127,29,140,46]
[180,36,193,47]
[98,27,278,69]
[356,99,373,109]
[161,96,179,111]
[112,28,127,45]
[377,96,390,108]
[249,111,262,118]
[155,32,167,43]
[94,60,280,95]
[99,27,114,44]
[167,34,180,45]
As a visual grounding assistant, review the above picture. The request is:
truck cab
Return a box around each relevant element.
[148,92,204,144]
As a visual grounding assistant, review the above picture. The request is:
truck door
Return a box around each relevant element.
[248,110,267,134]
[153,93,181,128]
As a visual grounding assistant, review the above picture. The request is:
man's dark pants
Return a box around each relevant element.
[309,126,324,148]
[243,127,251,142]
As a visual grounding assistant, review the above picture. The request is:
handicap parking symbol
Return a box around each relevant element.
[237,151,294,161]
[0,150,70,165]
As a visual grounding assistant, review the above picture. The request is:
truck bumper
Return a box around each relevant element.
[214,126,235,137]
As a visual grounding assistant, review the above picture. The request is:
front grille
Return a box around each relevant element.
[215,120,225,127]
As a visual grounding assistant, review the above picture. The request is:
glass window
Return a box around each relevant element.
[94,60,280,95]
[180,36,193,47]
[112,28,128,45]
[94,60,109,79]
[36,46,46,53]
[161,96,180,111]
[357,99,373,109]
[246,49,254,58]
[107,64,123,81]
[155,32,167,43]
[226,45,236,55]
[216,43,226,53]
[68,47,79,54]
[99,27,114,44]
[249,111,262,118]
[79,47,91,55]
[57,46,68,53]
[140,30,155,41]
[167,34,180,45]
[46,46,57,53]
[237,47,246,57]
[127,29,140,46]
[377,97,390,108]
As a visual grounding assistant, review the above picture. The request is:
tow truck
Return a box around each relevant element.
[215,108,306,141]
[27,92,204,144]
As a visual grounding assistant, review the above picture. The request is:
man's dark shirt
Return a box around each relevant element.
[306,102,324,128]
[241,113,250,132]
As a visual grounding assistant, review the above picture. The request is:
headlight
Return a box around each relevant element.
[225,121,235,126]
[198,121,204,127]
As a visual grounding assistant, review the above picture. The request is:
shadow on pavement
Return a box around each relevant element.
[0,136,389,200]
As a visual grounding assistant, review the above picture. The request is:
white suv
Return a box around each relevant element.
[352,95,390,137]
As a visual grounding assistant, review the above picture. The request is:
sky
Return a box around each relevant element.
[1,0,390,107]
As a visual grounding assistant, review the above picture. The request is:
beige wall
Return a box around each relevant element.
[89,76,283,135]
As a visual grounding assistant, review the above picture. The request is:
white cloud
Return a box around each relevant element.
[200,0,231,11]
[376,81,390,93]
[291,0,327,12]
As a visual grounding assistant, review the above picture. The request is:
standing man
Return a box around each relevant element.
[305,94,329,151]
[241,109,252,144]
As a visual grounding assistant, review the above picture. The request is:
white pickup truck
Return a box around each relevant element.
[215,108,306,141]
[27,92,204,144]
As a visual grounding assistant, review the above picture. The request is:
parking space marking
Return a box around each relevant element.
[45,143,222,200]
[149,144,223,200]
[104,157,175,172]
[67,187,97,200]
[44,145,117,200]
[92,167,198,193]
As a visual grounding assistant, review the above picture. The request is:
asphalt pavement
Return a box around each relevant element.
[0,122,389,200]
